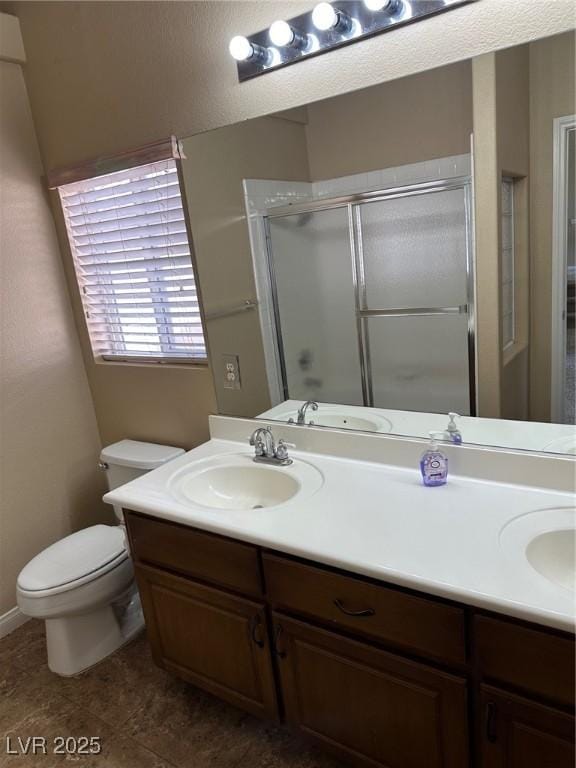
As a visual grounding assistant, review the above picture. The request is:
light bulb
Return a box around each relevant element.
[269,20,295,47]
[312,2,353,33]
[229,35,272,65]
[229,36,254,61]
[312,2,339,30]
[363,0,398,11]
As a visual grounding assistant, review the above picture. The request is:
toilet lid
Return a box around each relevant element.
[18,525,128,592]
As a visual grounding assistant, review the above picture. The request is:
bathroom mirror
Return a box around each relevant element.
[180,31,576,456]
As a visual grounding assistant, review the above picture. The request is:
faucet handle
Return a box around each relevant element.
[275,439,295,461]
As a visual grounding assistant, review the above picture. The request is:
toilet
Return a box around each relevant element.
[16,439,184,677]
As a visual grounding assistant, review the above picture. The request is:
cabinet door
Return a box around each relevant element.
[273,614,468,768]
[135,564,278,720]
[479,685,575,768]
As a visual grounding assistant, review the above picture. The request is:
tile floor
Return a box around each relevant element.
[0,621,343,768]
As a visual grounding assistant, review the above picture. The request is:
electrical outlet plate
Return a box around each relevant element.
[223,354,242,390]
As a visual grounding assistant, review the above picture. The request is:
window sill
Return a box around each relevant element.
[95,356,209,372]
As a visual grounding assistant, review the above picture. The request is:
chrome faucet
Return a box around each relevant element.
[295,400,319,425]
[249,426,293,466]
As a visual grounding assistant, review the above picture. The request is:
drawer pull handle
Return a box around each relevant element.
[334,599,375,617]
[250,614,265,648]
[485,702,498,743]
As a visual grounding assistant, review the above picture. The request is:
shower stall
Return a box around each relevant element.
[263,177,476,416]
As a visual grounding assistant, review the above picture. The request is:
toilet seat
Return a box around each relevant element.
[17,525,128,598]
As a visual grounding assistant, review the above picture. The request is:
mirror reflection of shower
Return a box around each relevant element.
[552,117,576,425]
[254,156,476,417]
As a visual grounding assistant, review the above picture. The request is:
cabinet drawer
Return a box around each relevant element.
[263,553,466,665]
[475,615,575,707]
[125,511,263,598]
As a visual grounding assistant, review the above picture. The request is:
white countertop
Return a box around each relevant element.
[105,437,575,633]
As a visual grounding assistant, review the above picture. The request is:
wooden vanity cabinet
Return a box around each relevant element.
[273,614,469,768]
[134,563,278,720]
[125,511,575,768]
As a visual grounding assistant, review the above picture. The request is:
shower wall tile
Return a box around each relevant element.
[311,153,471,200]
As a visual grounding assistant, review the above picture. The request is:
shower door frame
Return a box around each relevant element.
[263,177,477,415]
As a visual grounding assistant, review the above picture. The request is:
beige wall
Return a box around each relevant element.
[471,37,573,423]
[305,61,472,180]
[529,32,576,422]
[0,56,107,616]
[496,44,530,421]
[182,116,310,418]
[472,53,502,417]
[5,0,572,169]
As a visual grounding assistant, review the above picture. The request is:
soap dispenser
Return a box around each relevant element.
[446,412,462,445]
[420,432,448,487]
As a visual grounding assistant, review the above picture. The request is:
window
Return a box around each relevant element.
[58,157,206,363]
[501,177,516,350]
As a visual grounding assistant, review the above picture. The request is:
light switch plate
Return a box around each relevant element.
[222,354,241,390]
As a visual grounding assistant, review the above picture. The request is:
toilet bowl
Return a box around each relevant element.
[17,440,184,676]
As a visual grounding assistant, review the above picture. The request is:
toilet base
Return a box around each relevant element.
[46,589,144,677]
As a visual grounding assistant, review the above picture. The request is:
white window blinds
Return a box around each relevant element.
[58,158,206,363]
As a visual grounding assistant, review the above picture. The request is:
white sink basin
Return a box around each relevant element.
[500,507,576,593]
[311,414,386,431]
[168,453,323,511]
[269,405,392,433]
[527,530,575,592]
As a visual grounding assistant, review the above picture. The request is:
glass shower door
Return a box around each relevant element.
[356,184,473,414]
[267,207,364,405]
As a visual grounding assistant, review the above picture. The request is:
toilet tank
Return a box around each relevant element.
[100,440,185,519]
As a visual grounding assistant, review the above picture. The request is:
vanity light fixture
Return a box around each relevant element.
[230,0,475,82]
[311,2,353,34]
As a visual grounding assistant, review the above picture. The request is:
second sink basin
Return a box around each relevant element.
[500,507,576,593]
[168,453,324,511]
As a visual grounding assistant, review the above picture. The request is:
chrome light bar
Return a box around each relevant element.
[229,0,475,82]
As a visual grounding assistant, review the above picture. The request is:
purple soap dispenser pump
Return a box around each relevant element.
[420,431,448,487]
